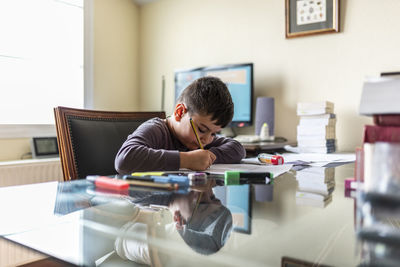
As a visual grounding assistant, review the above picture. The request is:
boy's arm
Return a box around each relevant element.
[206,136,246,164]
[115,121,180,174]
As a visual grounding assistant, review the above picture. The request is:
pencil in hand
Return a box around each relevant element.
[190,118,204,149]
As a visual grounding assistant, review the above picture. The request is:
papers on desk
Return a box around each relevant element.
[208,164,293,178]
[210,151,354,179]
[281,152,355,167]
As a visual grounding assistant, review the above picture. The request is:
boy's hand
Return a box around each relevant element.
[180,150,216,171]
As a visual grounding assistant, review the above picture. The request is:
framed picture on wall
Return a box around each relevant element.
[285,0,340,38]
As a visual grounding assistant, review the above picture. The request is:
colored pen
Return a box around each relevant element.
[188,172,207,185]
[87,175,129,191]
[150,175,189,186]
[124,174,190,186]
[130,172,189,177]
[125,179,179,190]
[123,174,154,182]
[225,171,273,179]
[224,171,274,186]
[189,118,204,149]
[87,175,179,190]
[257,154,284,165]
[224,177,271,185]
[130,172,166,177]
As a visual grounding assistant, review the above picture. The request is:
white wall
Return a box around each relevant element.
[138,0,400,152]
[0,0,140,161]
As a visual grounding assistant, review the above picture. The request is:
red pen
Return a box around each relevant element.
[86,176,129,191]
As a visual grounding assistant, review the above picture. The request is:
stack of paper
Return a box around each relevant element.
[295,167,335,208]
[296,101,336,153]
[296,191,332,208]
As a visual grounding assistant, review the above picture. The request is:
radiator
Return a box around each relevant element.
[0,158,63,266]
[0,239,46,267]
[0,158,63,187]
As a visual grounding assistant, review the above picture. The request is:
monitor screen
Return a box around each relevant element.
[174,63,254,127]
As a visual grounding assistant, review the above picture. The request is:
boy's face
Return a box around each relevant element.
[174,104,222,150]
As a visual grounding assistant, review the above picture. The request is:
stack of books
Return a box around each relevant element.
[295,167,335,208]
[296,101,336,153]
[359,76,400,195]
[356,76,400,264]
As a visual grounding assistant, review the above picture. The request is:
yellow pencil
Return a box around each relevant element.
[189,118,204,149]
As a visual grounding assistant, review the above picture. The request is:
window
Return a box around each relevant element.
[0,0,84,126]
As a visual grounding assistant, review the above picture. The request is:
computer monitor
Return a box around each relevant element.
[174,63,254,128]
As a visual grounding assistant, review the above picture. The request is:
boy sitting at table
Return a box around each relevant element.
[115,76,246,173]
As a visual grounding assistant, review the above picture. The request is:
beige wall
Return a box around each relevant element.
[138,0,400,152]
[93,0,140,110]
[0,139,31,161]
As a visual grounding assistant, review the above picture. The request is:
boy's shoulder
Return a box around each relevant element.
[135,117,168,134]
[143,117,165,126]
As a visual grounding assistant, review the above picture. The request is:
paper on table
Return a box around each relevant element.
[241,158,262,165]
[208,163,293,178]
[281,152,355,167]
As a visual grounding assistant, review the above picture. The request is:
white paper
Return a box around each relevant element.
[241,157,262,165]
[208,163,293,178]
[281,152,355,167]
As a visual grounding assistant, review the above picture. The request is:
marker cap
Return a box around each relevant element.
[224,171,240,185]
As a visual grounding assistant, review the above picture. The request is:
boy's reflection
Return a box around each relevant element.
[114,179,233,264]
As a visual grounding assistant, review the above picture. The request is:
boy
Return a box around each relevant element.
[115,76,246,173]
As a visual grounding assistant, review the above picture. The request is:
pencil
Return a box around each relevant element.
[125,179,179,190]
[189,118,204,149]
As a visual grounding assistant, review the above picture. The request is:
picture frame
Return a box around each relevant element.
[285,0,340,38]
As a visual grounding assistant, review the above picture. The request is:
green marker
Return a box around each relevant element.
[224,171,274,185]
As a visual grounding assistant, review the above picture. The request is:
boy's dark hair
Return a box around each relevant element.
[177,76,234,128]
[177,203,233,255]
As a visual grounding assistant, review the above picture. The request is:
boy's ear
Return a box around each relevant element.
[174,103,187,121]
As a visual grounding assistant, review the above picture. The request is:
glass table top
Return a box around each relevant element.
[0,164,361,266]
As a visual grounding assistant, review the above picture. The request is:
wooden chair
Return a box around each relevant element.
[54,106,165,181]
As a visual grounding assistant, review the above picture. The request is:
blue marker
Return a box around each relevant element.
[150,175,190,186]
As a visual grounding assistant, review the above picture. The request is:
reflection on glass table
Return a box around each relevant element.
[0,164,364,267]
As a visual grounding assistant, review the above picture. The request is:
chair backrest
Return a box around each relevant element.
[54,106,166,181]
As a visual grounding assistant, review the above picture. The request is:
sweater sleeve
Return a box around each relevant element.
[115,119,181,174]
[206,136,246,164]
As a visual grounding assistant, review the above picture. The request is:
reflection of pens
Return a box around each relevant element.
[87,176,129,190]
[125,179,179,190]
[190,118,204,149]
[124,174,189,186]
[87,176,178,190]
